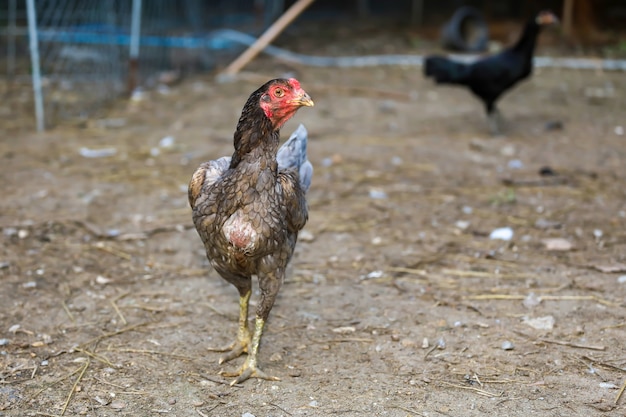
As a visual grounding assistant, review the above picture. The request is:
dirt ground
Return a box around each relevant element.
[1,24,626,417]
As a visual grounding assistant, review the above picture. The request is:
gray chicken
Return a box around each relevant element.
[188,78,314,385]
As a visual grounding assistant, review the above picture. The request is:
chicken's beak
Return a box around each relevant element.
[290,92,314,107]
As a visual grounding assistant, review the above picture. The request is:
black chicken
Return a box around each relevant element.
[188,79,314,385]
[424,10,559,134]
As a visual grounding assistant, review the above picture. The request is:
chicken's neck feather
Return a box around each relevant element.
[230,104,280,171]
[511,19,541,56]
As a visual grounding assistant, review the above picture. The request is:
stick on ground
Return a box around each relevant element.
[219,0,315,78]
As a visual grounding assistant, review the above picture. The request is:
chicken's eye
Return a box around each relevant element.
[274,88,285,98]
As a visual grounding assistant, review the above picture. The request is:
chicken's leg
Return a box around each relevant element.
[487,107,503,136]
[224,316,279,385]
[223,270,282,385]
[208,289,252,363]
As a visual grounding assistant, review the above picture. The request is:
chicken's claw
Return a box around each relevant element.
[207,341,247,364]
[207,333,251,364]
[220,362,280,386]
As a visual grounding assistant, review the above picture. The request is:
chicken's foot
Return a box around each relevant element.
[207,290,252,364]
[220,317,280,386]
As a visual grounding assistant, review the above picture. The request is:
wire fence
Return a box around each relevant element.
[0,0,283,129]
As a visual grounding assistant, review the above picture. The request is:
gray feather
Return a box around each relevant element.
[204,156,231,189]
[277,124,313,192]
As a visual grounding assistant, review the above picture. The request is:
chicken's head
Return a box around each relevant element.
[259,78,314,129]
[535,10,559,26]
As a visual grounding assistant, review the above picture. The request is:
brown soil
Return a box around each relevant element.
[1,27,626,417]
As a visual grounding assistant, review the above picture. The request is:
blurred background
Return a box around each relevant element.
[0,0,624,129]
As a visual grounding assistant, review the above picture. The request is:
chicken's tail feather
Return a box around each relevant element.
[277,124,312,193]
[424,55,470,84]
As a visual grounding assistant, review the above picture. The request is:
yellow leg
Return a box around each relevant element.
[226,317,280,385]
[208,290,252,363]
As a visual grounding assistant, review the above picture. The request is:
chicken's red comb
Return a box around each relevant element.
[288,78,302,90]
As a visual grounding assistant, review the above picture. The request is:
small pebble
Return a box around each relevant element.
[378,100,397,113]
[242,413,256,417]
[615,126,624,136]
[79,147,117,159]
[95,396,110,406]
[544,120,563,131]
[298,229,315,242]
[361,270,384,280]
[320,157,333,167]
[3,227,17,237]
[489,227,514,241]
[617,275,626,284]
[523,315,555,331]
[599,382,619,389]
[401,339,416,348]
[501,341,514,350]
[593,229,603,239]
[41,360,49,366]
[130,88,145,102]
[18,229,29,239]
[312,274,326,285]
[523,292,541,309]
[542,238,573,251]
[159,136,175,148]
[369,189,388,199]
[168,398,176,405]
[421,338,429,349]
[455,220,470,230]
[500,144,516,157]
[22,281,37,289]
[390,334,400,342]
[96,275,112,285]
[539,166,557,176]
[0,339,8,346]
[110,400,126,409]
[507,159,524,169]
[534,218,561,229]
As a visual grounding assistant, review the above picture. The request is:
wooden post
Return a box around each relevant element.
[562,0,574,37]
[219,0,315,79]
[411,0,424,26]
